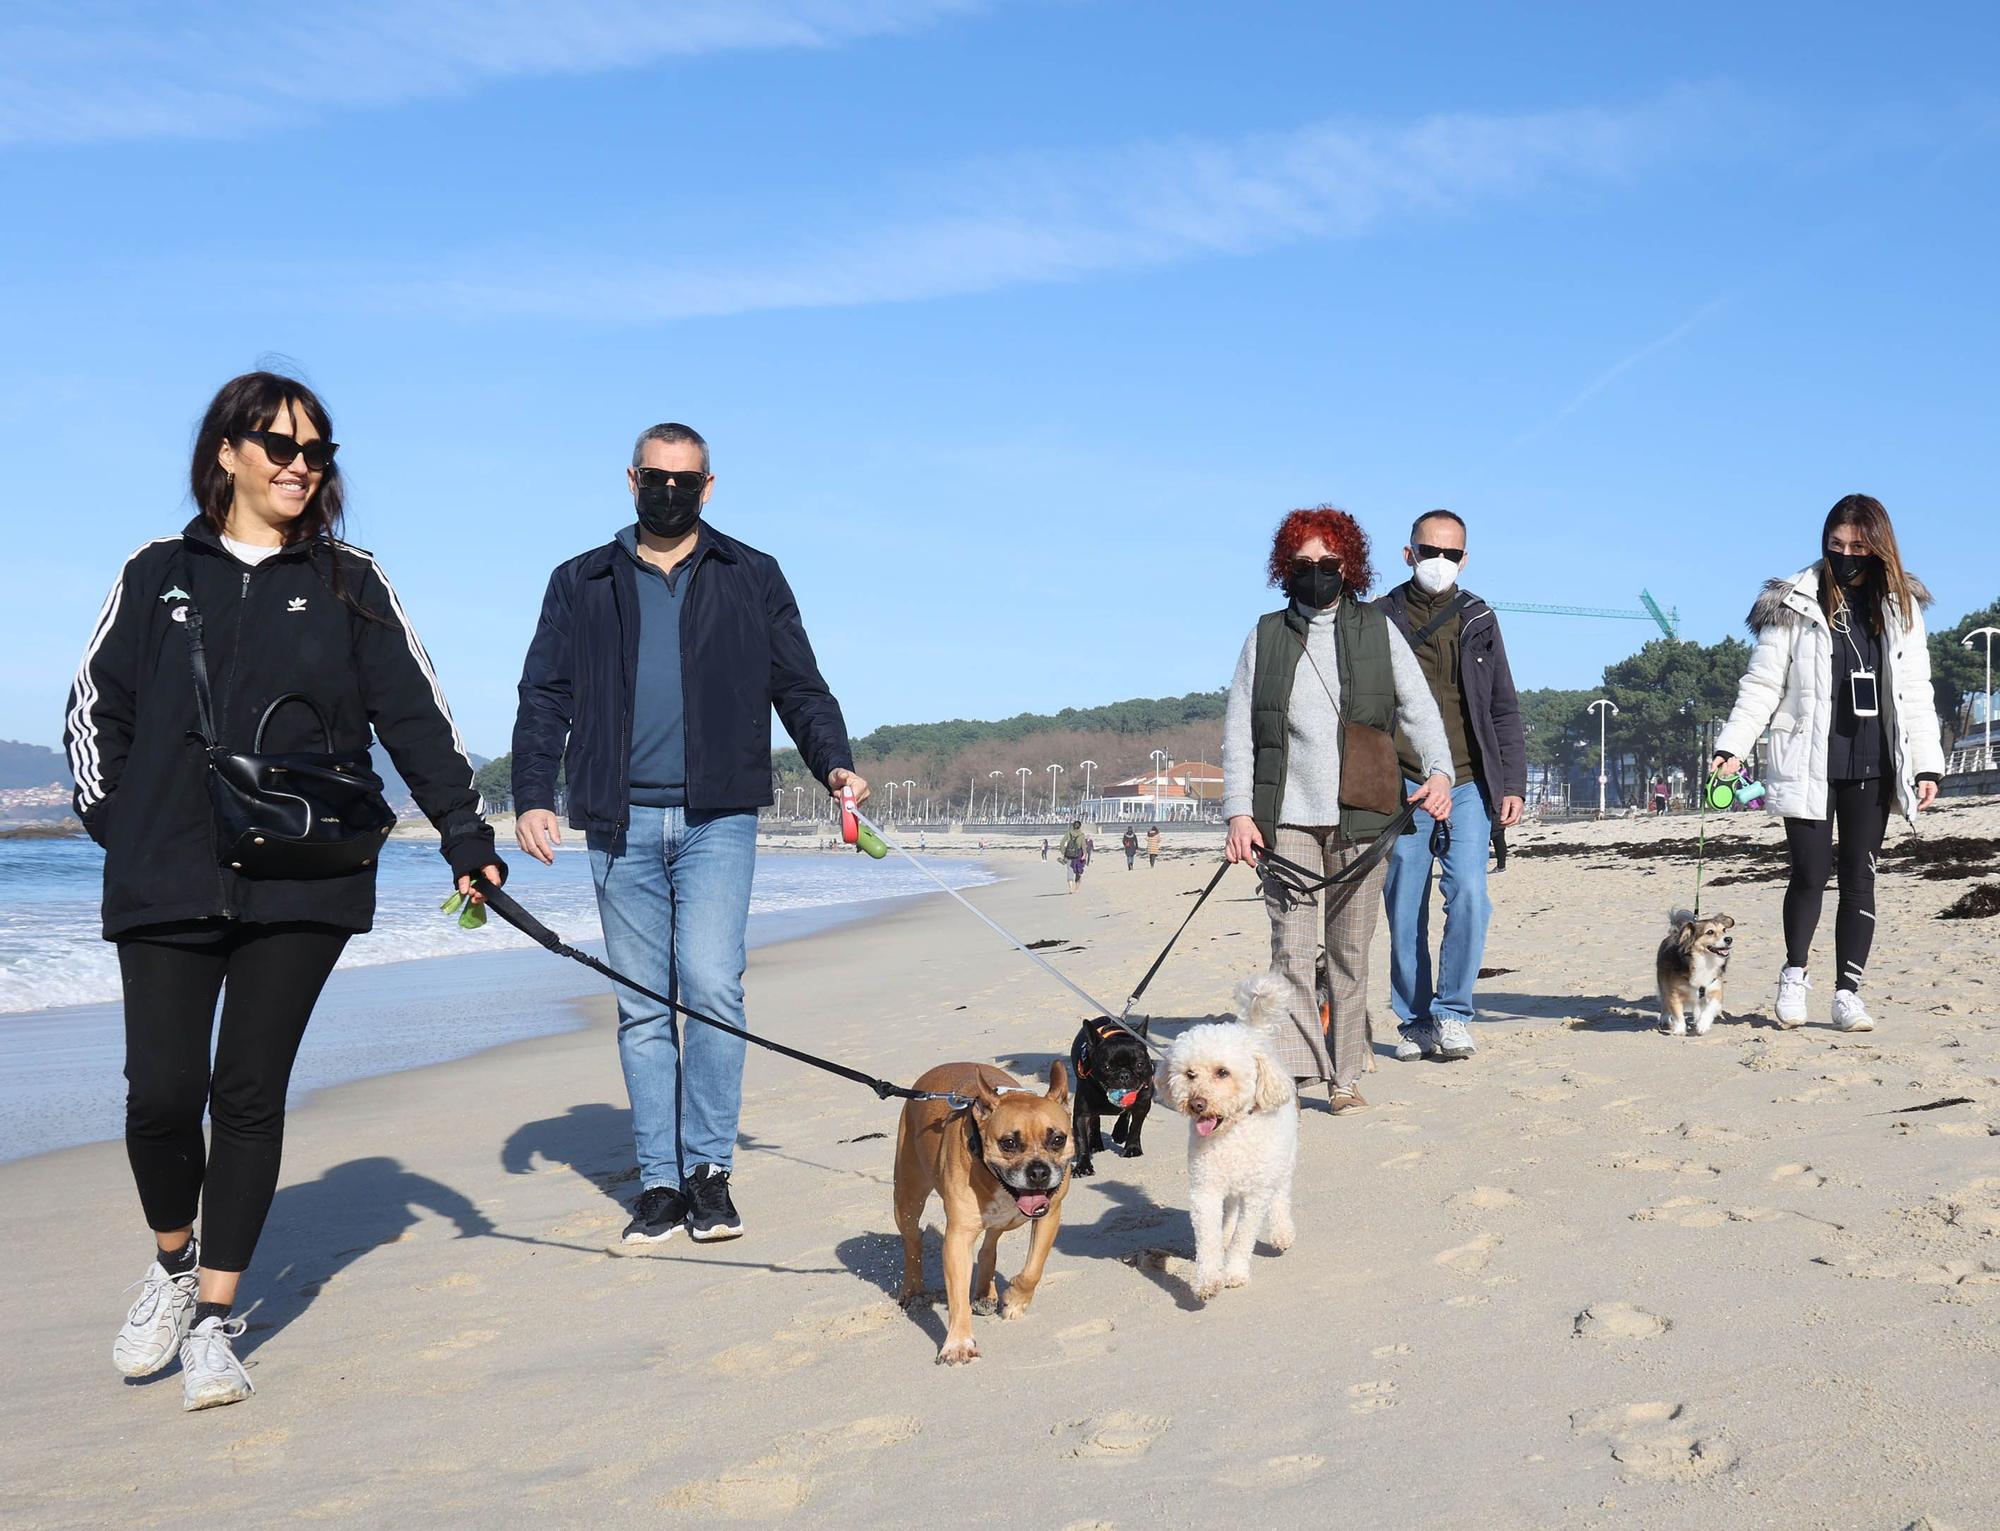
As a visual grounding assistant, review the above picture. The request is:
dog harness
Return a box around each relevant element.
[1075,1017,1147,1109]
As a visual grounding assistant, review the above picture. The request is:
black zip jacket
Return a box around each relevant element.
[64,519,500,940]
[512,521,853,833]
[1375,583,1527,808]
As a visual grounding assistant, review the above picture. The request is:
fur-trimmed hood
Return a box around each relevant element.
[1745,566,1933,634]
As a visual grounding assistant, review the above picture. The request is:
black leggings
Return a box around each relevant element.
[119,924,349,1272]
[1782,776,1890,993]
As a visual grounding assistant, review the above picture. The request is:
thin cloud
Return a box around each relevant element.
[364,87,1734,323]
[0,0,990,145]
[1510,294,1732,448]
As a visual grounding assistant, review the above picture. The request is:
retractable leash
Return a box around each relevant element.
[470,878,971,1109]
[846,807,1151,1052]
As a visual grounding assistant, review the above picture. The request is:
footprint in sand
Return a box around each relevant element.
[1058,1410,1170,1458]
[1448,1186,1523,1211]
[1216,1454,1327,1489]
[416,1328,499,1361]
[796,1303,898,1342]
[706,1339,815,1379]
[1347,1380,1398,1413]
[1573,1302,1670,1339]
[1377,1150,1426,1170]
[1371,1343,1412,1357]
[1631,1195,1729,1229]
[1770,1163,1827,1187]
[661,1416,920,1521]
[1435,1233,1502,1274]
[1612,1434,1739,1482]
[1608,1155,1722,1176]
[1932,1177,2000,1236]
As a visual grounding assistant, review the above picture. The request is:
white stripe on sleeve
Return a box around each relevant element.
[355,553,474,785]
[66,537,176,809]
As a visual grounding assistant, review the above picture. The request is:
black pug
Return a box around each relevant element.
[1069,1016,1154,1177]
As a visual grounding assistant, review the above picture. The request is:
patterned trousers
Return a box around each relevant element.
[1263,823,1388,1087]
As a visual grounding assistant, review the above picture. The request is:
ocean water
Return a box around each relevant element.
[0,836,989,1016]
[0,837,995,1163]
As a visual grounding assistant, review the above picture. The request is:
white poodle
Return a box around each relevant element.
[1155,974,1299,1301]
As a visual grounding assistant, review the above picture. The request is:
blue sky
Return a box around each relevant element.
[3,2,1996,759]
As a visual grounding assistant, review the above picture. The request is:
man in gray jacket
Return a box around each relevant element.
[1376,510,1526,1063]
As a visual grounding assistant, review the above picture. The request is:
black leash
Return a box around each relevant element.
[472,879,965,1108]
[1119,855,1236,1018]
[1253,802,1426,904]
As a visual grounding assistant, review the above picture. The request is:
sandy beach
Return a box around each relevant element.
[3,803,1996,1530]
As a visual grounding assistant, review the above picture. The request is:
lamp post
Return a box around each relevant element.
[1047,763,1065,816]
[1966,627,1999,764]
[1588,698,1619,817]
[988,770,1003,821]
[902,780,916,824]
[882,781,896,820]
[1079,759,1097,818]
[1149,748,1169,822]
[793,784,804,819]
[1016,766,1032,819]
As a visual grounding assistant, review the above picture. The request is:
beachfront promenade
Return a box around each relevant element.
[3,804,1997,1528]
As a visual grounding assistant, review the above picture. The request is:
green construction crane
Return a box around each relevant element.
[1489,589,1679,639]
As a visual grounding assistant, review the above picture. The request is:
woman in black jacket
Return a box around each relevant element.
[64,371,503,1412]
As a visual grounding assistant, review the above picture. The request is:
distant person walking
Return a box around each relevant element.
[1652,777,1670,815]
[1222,506,1453,1113]
[1713,494,1943,1033]
[1375,509,1525,1066]
[1146,825,1161,867]
[68,371,503,1411]
[1122,826,1139,869]
[1041,837,1049,860]
[1058,820,1089,891]
[513,421,866,1245]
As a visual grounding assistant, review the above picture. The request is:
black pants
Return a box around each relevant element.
[119,924,349,1272]
[1782,776,1889,993]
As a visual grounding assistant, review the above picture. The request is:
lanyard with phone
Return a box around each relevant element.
[1831,598,1880,718]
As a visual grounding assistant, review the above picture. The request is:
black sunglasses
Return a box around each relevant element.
[1413,543,1464,563]
[237,431,337,472]
[635,467,711,491]
[1289,556,1343,574]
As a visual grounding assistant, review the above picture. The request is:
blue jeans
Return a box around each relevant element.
[1383,779,1493,1032]
[587,805,757,1187]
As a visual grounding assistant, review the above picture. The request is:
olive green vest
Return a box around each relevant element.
[1249,600,1397,845]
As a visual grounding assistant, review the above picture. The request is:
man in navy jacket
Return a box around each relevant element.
[512,422,867,1244]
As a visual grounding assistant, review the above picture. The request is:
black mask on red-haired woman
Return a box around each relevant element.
[1287,560,1345,609]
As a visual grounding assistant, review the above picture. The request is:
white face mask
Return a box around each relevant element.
[1412,554,1459,596]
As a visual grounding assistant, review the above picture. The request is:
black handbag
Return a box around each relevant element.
[179,584,396,880]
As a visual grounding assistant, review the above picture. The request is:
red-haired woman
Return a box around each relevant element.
[1713,494,1944,1033]
[1221,507,1454,1111]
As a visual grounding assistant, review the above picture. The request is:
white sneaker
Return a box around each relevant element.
[113,1253,199,1378]
[1775,966,1811,1028]
[179,1316,254,1411]
[1831,989,1876,1033]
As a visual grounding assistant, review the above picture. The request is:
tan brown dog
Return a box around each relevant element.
[893,1060,1076,1365]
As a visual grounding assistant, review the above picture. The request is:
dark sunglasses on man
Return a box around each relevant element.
[236,431,338,472]
[635,467,712,492]
[1412,543,1464,564]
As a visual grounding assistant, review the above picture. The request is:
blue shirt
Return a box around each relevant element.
[617,525,692,807]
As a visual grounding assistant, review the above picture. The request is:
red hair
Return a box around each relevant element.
[1266,505,1375,597]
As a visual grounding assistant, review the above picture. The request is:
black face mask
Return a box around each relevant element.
[636,479,703,539]
[1288,565,1345,608]
[1827,551,1878,587]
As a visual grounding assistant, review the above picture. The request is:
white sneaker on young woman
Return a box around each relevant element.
[112,1253,199,1378]
[179,1316,254,1411]
[1774,966,1811,1028]
[1831,989,1876,1033]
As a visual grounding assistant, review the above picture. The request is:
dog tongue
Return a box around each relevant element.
[1014,1192,1050,1217]
[1196,1116,1220,1137]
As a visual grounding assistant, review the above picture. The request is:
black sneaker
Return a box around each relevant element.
[684,1164,743,1242]
[621,1184,690,1244]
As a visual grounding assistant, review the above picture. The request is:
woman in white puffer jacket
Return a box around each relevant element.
[1713,495,1944,1034]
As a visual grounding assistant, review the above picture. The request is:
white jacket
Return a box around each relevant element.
[1714,566,1945,823]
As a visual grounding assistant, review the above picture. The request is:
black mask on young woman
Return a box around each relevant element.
[636,480,703,539]
[1288,564,1345,609]
[1827,550,1879,587]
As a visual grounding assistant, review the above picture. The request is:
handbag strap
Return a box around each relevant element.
[173,549,220,749]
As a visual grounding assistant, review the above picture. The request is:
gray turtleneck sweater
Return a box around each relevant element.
[1221,601,1453,826]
